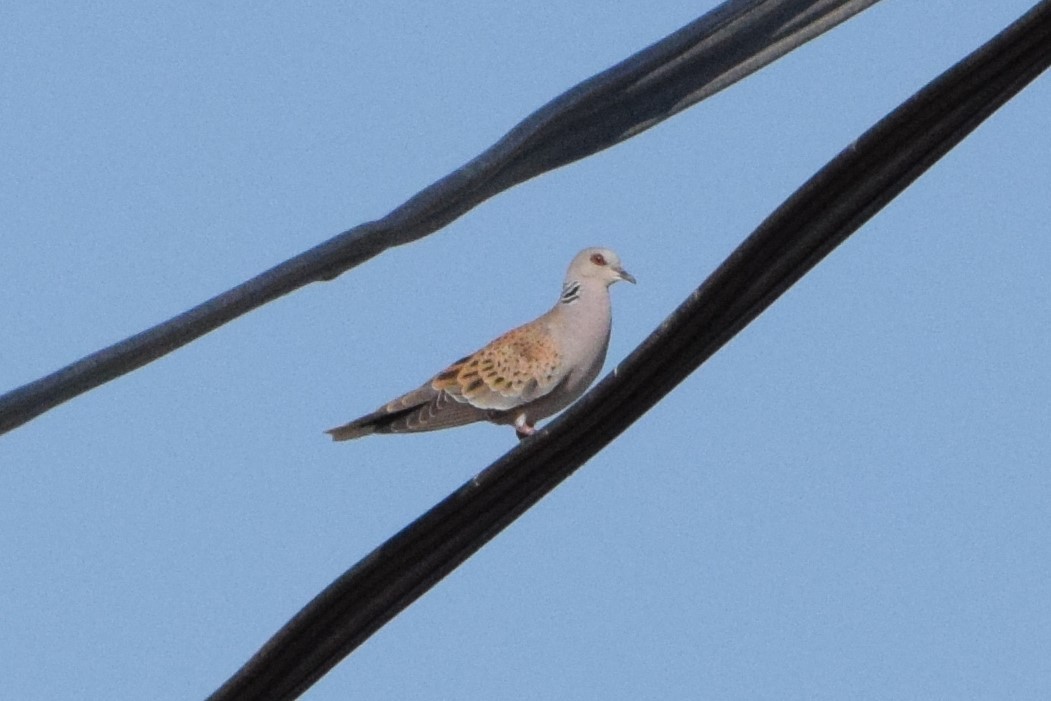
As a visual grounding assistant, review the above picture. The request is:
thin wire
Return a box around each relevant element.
[0,0,879,436]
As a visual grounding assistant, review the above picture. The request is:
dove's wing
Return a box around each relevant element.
[434,322,566,410]
[325,318,567,440]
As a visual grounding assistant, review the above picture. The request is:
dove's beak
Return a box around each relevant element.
[615,267,637,284]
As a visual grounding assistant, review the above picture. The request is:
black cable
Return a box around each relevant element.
[206,3,1051,700]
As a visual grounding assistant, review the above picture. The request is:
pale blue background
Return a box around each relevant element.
[2,2,1049,699]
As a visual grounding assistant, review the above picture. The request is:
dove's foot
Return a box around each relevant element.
[514,414,536,440]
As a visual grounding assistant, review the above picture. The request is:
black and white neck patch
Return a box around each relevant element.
[560,281,581,304]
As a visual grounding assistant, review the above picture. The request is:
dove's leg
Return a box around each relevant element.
[514,413,535,440]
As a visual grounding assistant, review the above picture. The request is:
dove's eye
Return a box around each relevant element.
[590,253,607,266]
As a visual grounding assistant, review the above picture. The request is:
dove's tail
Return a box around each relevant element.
[324,420,376,441]
[326,379,495,440]
[325,405,418,441]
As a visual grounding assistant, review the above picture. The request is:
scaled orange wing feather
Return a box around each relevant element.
[431,321,564,411]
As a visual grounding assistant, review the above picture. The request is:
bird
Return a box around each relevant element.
[326,247,635,441]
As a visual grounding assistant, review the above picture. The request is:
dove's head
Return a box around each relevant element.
[569,247,636,287]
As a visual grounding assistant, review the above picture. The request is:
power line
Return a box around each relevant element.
[0,0,879,436]
[206,3,1051,699]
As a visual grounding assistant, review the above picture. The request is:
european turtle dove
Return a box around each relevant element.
[326,247,634,440]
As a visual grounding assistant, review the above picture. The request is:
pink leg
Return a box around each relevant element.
[514,414,535,440]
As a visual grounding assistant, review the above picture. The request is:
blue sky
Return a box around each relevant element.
[2,2,1049,699]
